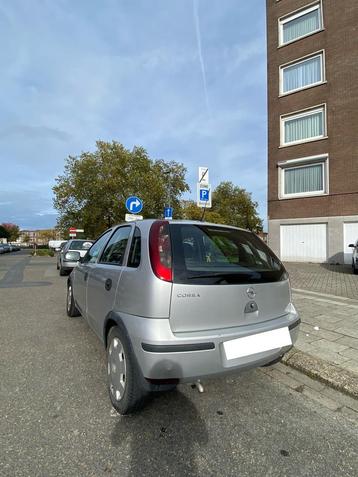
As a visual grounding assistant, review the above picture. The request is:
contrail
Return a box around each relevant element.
[193,0,211,116]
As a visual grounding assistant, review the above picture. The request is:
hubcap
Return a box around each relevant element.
[67,286,72,311]
[108,337,126,401]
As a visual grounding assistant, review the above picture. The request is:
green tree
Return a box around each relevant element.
[181,182,263,232]
[0,225,10,240]
[1,223,20,241]
[38,229,57,244]
[181,200,225,224]
[53,141,189,238]
[212,182,263,232]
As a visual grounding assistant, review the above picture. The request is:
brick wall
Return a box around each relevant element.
[267,0,358,220]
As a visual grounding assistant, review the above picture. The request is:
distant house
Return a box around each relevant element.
[17,229,62,246]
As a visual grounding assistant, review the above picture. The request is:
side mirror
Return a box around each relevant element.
[348,244,355,248]
[55,247,61,252]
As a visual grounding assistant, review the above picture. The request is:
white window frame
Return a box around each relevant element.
[278,2,323,47]
[280,104,327,147]
[279,50,325,96]
[278,154,329,199]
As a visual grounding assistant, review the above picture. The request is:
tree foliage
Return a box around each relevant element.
[37,229,57,242]
[0,225,10,239]
[181,182,262,232]
[53,141,189,238]
[1,223,20,241]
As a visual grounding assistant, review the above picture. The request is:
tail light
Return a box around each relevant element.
[149,221,172,282]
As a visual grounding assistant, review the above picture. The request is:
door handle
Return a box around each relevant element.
[105,278,112,291]
[84,272,88,282]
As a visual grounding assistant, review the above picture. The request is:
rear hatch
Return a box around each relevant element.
[69,240,93,258]
[169,223,290,333]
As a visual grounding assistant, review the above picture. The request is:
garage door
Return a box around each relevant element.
[343,223,358,264]
[280,224,327,262]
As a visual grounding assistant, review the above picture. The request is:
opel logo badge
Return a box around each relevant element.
[246,287,256,299]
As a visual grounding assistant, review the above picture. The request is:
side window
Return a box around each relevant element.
[83,231,112,264]
[100,226,131,265]
[127,227,141,268]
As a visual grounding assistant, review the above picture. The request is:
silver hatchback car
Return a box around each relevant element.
[67,219,300,414]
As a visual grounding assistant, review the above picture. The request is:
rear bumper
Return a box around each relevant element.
[61,260,79,270]
[121,309,300,383]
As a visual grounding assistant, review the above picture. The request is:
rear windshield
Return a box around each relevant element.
[69,240,93,250]
[170,224,286,284]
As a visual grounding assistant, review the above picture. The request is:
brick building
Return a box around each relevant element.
[267,0,358,264]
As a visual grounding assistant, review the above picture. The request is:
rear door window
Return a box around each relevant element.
[100,226,131,265]
[170,224,285,284]
[127,227,141,268]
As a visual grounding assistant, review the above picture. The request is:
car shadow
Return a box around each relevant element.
[111,390,208,477]
[319,263,353,274]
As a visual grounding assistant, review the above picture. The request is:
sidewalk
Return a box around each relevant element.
[283,289,358,398]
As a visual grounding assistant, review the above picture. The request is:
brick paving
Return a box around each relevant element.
[292,290,358,376]
[283,263,358,382]
[261,362,358,420]
[285,262,358,299]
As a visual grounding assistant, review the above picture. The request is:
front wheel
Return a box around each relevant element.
[107,325,147,415]
[66,283,80,317]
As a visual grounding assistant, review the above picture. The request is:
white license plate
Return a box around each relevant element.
[223,327,292,361]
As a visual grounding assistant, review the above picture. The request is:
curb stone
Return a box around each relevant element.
[282,348,358,400]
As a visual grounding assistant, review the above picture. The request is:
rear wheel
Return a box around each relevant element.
[107,325,147,415]
[353,261,358,275]
[66,283,80,317]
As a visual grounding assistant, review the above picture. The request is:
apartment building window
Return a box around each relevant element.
[280,51,324,95]
[281,105,326,146]
[279,3,322,46]
[279,155,328,198]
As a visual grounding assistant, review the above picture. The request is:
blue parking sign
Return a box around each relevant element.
[197,183,212,208]
[200,189,209,201]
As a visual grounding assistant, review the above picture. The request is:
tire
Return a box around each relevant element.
[59,263,68,276]
[107,325,148,415]
[56,261,59,270]
[354,263,358,275]
[66,282,80,317]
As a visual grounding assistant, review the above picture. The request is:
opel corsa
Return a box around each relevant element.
[66,220,300,414]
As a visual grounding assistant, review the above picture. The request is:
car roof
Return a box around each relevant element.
[67,239,93,243]
[109,219,249,233]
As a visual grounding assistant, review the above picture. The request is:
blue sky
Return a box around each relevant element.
[0,0,267,230]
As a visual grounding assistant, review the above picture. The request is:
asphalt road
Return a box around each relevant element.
[0,252,357,477]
